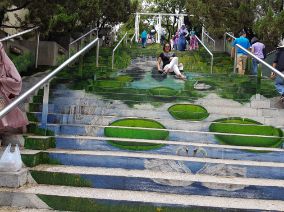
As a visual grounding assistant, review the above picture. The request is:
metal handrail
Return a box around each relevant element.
[202,30,215,51]
[0,27,40,68]
[235,44,284,79]
[0,38,100,129]
[224,32,236,52]
[130,33,135,44]
[0,27,39,42]
[112,32,128,69]
[68,28,97,58]
[195,35,214,74]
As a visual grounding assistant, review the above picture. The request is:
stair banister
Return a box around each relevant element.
[195,35,214,74]
[223,32,236,52]
[235,44,284,80]
[0,38,100,131]
[112,32,128,69]
[0,27,40,68]
[68,28,98,67]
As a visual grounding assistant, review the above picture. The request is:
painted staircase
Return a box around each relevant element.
[1,46,284,211]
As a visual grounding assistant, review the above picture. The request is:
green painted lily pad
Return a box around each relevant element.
[209,118,283,148]
[149,87,178,98]
[105,118,169,150]
[168,104,209,120]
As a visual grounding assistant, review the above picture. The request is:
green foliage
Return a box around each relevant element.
[31,171,92,187]
[114,49,132,69]
[9,52,34,74]
[254,7,284,49]
[38,195,222,212]
[24,137,55,150]
[105,118,169,150]
[22,152,60,167]
[209,117,283,148]
[168,104,209,120]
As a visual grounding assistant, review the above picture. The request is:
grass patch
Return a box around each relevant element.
[105,118,169,151]
[22,152,60,167]
[209,117,283,148]
[30,171,92,187]
[24,136,55,150]
[168,104,209,121]
[37,194,227,212]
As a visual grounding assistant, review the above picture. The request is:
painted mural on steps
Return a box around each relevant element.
[26,53,284,209]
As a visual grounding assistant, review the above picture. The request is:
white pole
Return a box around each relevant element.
[135,13,139,42]
[157,14,162,43]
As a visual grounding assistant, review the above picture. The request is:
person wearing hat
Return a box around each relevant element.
[231,30,251,75]
[271,38,284,102]
[251,37,266,75]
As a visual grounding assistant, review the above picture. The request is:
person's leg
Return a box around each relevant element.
[237,55,243,74]
[275,75,284,98]
[242,55,248,74]
[252,59,258,75]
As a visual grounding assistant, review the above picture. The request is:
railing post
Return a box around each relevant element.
[96,39,99,67]
[211,55,214,74]
[224,33,226,52]
[35,30,40,69]
[112,51,114,69]
[41,82,50,131]
[234,46,237,74]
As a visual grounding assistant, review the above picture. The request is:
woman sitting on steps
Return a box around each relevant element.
[157,43,186,80]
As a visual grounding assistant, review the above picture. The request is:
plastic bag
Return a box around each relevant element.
[0,144,23,172]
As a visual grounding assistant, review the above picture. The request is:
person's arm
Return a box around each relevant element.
[157,57,162,71]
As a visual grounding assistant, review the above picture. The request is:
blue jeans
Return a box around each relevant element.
[275,74,284,96]
[252,59,259,75]
[141,38,146,47]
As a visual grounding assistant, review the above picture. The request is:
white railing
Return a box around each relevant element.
[201,27,215,51]
[223,32,236,53]
[68,28,98,63]
[112,32,128,69]
[130,33,136,44]
[195,35,214,74]
[0,38,100,130]
[0,27,40,68]
[234,44,284,80]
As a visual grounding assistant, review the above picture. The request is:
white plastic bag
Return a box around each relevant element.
[0,144,23,172]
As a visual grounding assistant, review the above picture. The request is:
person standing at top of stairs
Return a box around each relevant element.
[231,30,251,75]
[0,42,29,134]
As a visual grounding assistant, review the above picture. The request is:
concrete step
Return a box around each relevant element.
[48,135,284,163]
[21,149,284,180]
[1,185,284,211]
[29,164,284,201]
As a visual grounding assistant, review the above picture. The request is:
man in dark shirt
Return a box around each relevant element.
[271,39,284,102]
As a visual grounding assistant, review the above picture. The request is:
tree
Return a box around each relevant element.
[185,0,256,38]
[142,0,187,40]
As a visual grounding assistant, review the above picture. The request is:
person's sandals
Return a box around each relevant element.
[175,75,187,81]
[280,94,284,103]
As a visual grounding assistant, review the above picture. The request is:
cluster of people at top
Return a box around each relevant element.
[231,30,284,102]
[170,24,198,51]
[140,24,198,51]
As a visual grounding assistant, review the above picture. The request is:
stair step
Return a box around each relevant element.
[32,164,284,188]
[1,185,284,211]
[22,149,284,169]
